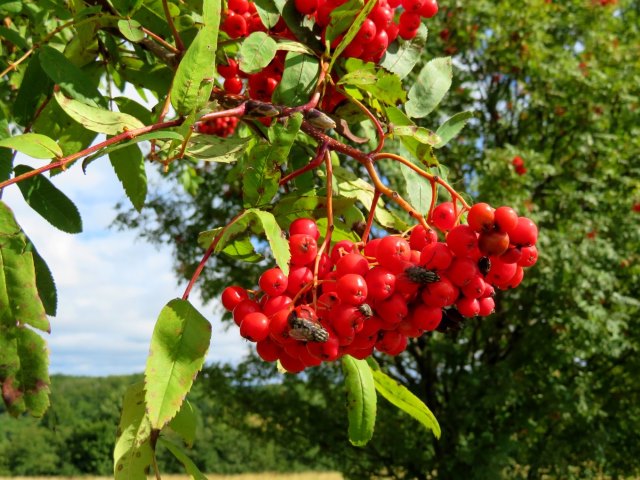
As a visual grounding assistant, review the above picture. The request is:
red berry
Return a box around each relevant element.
[259,267,288,297]
[262,295,293,317]
[365,266,397,301]
[494,206,519,233]
[221,286,249,311]
[485,257,517,286]
[446,225,479,257]
[232,299,261,326]
[228,0,249,14]
[402,0,424,13]
[461,275,486,299]
[289,218,320,240]
[419,0,438,18]
[456,297,480,318]
[409,303,442,332]
[369,4,393,30]
[467,203,495,232]
[223,13,248,38]
[409,225,438,250]
[307,333,340,361]
[518,245,538,267]
[336,274,369,306]
[376,236,411,272]
[240,312,270,342]
[478,297,495,316]
[399,11,422,31]
[295,0,318,14]
[375,293,408,326]
[336,253,370,278]
[256,337,281,361]
[478,230,510,256]
[289,234,318,266]
[432,202,456,231]
[363,238,382,257]
[420,242,454,271]
[279,351,306,373]
[421,276,458,307]
[286,266,313,295]
[218,59,239,78]
[355,19,377,43]
[510,217,538,247]
[330,240,356,264]
[446,257,480,287]
[375,330,405,355]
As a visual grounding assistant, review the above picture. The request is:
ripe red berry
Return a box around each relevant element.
[221,286,249,311]
[409,225,438,250]
[259,267,288,296]
[375,330,405,355]
[409,304,442,332]
[223,13,248,38]
[494,206,519,233]
[432,202,456,231]
[336,253,370,278]
[289,217,320,240]
[518,246,538,267]
[509,217,539,247]
[256,337,281,361]
[223,76,243,94]
[420,242,454,271]
[262,295,293,317]
[478,230,510,256]
[278,351,306,373]
[456,297,480,317]
[286,266,313,295]
[485,257,517,286]
[467,203,495,232]
[478,297,495,316]
[240,312,270,342]
[232,299,261,326]
[375,293,409,326]
[336,274,368,306]
[355,19,377,43]
[421,276,458,307]
[365,266,397,301]
[402,0,424,13]
[446,225,479,257]
[419,0,438,18]
[289,234,318,266]
[218,59,239,78]
[376,236,411,272]
[228,0,249,14]
[399,11,422,31]
[330,240,356,264]
[446,257,480,287]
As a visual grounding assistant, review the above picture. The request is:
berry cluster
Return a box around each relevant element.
[222,207,538,373]
[197,116,239,137]
[217,0,438,104]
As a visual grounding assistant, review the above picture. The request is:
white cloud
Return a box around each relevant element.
[4,156,250,377]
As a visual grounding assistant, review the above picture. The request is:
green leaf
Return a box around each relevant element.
[0,26,29,50]
[275,38,315,55]
[380,23,428,79]
[168,400,198,447]
[272,194,358,228]
[84,131,184,166]
[239,31,278,74]
[171,0,221,115]
[326,0,363,43]
[243,113,302,207]
[13,165,83,234]
[13,52,53,126]
[113,382,153,480]
[198,208,290,275]
[342,355,376,447]
[392,125,441,146]
[384,105,435,167]
[110,143,147,212]
[145,299,211,429]
[0,133,62,159]
[369,364,441,439]
[159,437,208,480]
[54,92,145,135]
[186,134,251,162]
[272,52,320,107]
[405,57,453,119]
[400,159,431,217]
[197,227,263,263]
[28,244,57,317]
[111,0,144,14]
[39,46,105,108]
[342,58,406,106]
[33,99,97,157]
[337,69,378,87]
[280,2,323,52]
[0,328,50,417]
[252,0,280,28]
[434,111,475,148]
[118,18,145,42]
[329,0,379,73]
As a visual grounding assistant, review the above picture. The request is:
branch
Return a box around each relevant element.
[0,119,184,191]
[162,0,185,52]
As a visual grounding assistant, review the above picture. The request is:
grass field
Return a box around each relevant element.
[0,474,344,480]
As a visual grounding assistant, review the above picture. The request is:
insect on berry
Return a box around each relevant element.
[403,265,440,285]
[288,305,329,343]
[358,303,374,318]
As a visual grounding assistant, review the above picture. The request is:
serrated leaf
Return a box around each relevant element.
[28,243,57,317]
[118,18,145,42]
[337,69,378,86]
[369,365,441,439]
[113,382,153,480]
[159,437,207,480]
[380,23,427,79]
[239,31,278,74]
[342,355,376,447]
[326,0,363,43]
[145,299,211,429]
[54,92,145,135]
[329,0,379,73]
[0,133,62,159]
[198,208,289,274]
[13,165,82,234]
[243,113,302,207]
[392,125,441,146]
[434,111,474,148]
[110,143,147,212]
[33,99,97,157]
[384,105,436,167]
[168,400,198,447]
[275,38,315,55]
[405,57,453,119]
[272,52,320,106]
[252,0,280,28]
[171,0,221,115]
[13,52,53,126]
[186,135,250,162]
[401,159,431,217]
[39,46,105,108]
[197,227,263,262]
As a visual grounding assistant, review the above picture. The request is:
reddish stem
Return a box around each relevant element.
[279,141,328,186]
[361,189,382,244]
[0,119,183,191]
[162,0,184,52]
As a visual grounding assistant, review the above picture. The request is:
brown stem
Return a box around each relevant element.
[311,149,334,305]
[196,104,248,123]
[279,141,328,186]
[142,27,181,54]
[337,88,386,153]
[0,119,183,191]
[162,0,184,52]
[361,189,382,243]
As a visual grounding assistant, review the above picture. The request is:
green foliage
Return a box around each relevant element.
[341,356,376,447]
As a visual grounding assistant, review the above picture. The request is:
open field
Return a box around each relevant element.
[0,474,344,480]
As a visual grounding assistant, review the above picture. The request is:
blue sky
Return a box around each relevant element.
[4,154,250,377]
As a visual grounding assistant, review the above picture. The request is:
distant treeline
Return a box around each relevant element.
[0,360,372,477]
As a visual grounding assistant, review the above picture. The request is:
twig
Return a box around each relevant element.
[0,119,184,191]
[361,189,382,243]
[162,0,185,52]
[312,149,335,305]
[142,27,181,55]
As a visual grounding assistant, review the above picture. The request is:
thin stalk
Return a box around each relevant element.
[361,189,382,244]
[142,27,181,54]
[162,0,185,52]
[312,149,334,305]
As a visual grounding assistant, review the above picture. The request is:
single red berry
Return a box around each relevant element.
[409,225,438,250]
[375,293,408,326]
[221,286,249,311]
[467,203,495,232]
[410,303,442,332]
[420,242,454,271]
[399,11,422,31]
[461,275,486,299]
[256,337,281,362]
[286,266,313,296]
[446,257,480,287]
[421,276,458,307]
[222,13,248,38]
[387,22,400,43]
[375,330,406,355]
[336,253,370,278]
[232,299,261,326]
[446,225,479,257]
[289,217,320,240]
[402,0,425,13]
[432,202,456,231]
[478,230,510,256]
[509,217,538,247]
[218,59,239,78]
[279,351,306,373]
[259,268,288,297]
[376,236,411,272]
[228,0,249,14]
[494,206,519,233]
[289,234,318,266]
[262,295,293,318]
[307,332,340,361]
[369,4,394,30]
[478,297,495,316]
[518,245,538,267]
[355,18,377,43]
[240,312,270,342]
[336,274,369,306]
[485,257,517,286]
[499,246,523,264]
[363,238,382,257]
[365,266,397,301]
[330,240,356,264]
[456,297,480,318]
[419,0,438,18]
